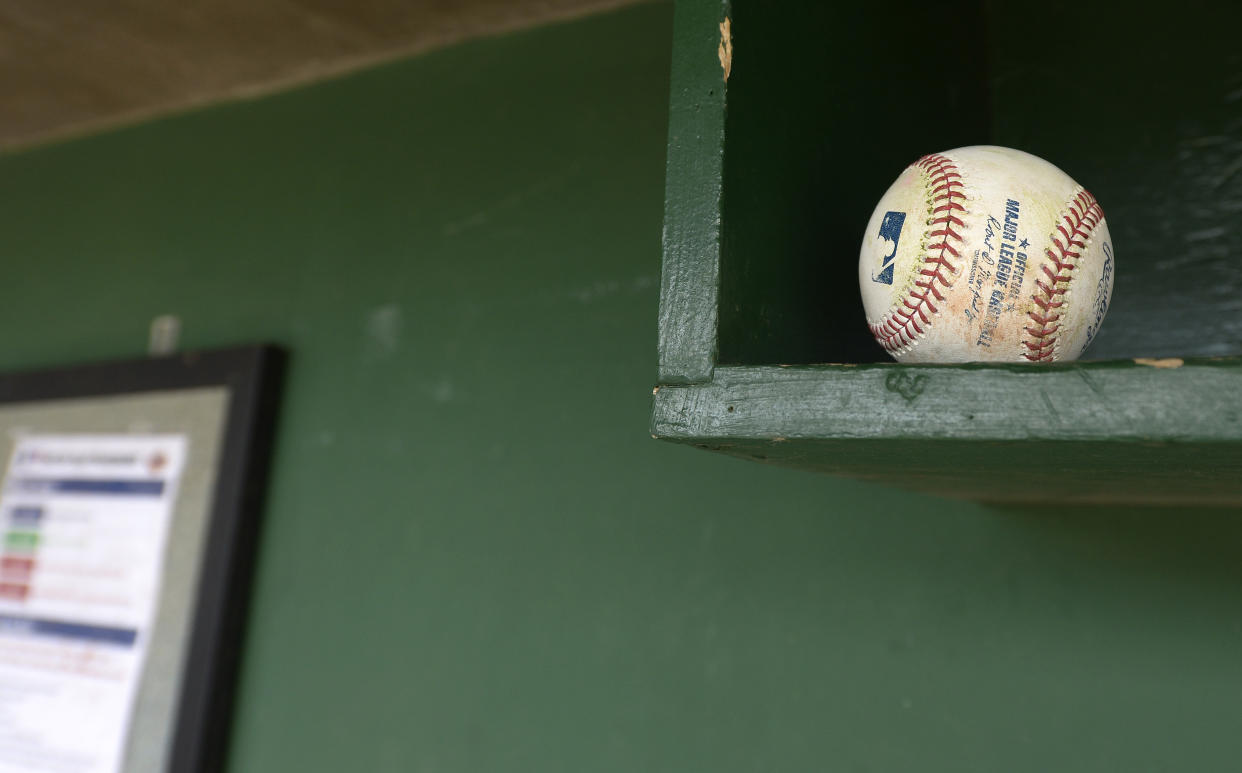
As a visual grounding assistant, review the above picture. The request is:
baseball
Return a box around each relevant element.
[858,146,1114,363]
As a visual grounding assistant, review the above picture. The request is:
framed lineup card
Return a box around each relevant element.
[0,346,283,773]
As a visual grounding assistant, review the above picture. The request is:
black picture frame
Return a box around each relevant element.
[0,344,285,773]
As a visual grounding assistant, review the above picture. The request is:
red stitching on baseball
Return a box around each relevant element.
[1021,188,1103,362]
[869,153,968,353]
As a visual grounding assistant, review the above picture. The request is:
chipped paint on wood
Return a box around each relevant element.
[718,17,732,82]
[1134,357,1185,369]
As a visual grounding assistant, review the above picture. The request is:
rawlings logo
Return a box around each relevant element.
[871,210,907,285]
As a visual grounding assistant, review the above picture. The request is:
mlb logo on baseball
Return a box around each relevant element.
[870,211,907,286]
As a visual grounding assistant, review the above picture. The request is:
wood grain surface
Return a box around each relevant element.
[657,0,728,384]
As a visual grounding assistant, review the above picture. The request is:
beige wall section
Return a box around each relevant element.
[0,0,641,151]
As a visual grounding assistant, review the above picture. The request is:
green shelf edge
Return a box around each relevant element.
[651,359,1242,505]
[653,359,1242,443]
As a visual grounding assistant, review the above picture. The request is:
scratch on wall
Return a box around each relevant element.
[1213,154,1242,191]
[442,163,582,237]
[1184,226,1228,242]
[571,274,655,303]
[718,17,732,82]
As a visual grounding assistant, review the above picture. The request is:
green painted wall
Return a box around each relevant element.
[2,3,1240,771]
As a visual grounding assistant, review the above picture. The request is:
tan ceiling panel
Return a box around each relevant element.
[0,0,642,150]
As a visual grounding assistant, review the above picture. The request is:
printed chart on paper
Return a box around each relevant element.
[0,435,186,773]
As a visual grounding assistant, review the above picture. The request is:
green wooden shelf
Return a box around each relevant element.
[652,0,1242,505]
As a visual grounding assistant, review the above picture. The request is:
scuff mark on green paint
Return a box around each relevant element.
[885,371,929,402]
[1040,389,1061,422]
[1076,368,1105,396]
